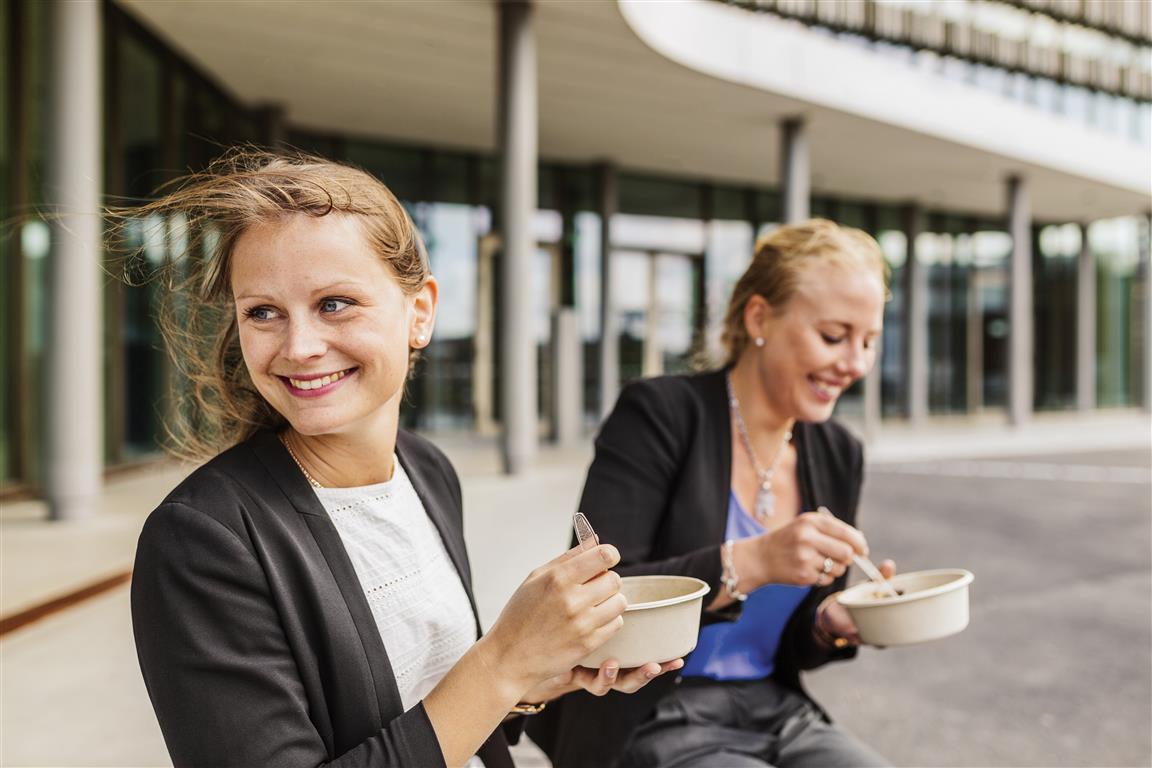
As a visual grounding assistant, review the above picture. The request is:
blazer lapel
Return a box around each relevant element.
[395,431,481,628]
[249,430,404,724]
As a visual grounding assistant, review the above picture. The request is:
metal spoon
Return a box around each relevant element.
[817,506,900,598]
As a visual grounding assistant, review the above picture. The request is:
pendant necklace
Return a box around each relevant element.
[726,373,792,521]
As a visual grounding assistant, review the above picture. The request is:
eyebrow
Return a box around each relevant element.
[234,281,367,303]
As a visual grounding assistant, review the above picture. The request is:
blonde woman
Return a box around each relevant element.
[529,220,895,768]
[128,151,680,768]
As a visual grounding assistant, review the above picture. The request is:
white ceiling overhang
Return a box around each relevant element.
[117,0,1151,221]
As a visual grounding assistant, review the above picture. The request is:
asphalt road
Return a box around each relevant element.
[806,449,1152,768]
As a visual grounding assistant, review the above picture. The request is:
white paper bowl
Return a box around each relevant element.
[579,575,711,668]
[837,568,975,646]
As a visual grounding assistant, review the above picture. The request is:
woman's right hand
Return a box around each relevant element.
[745,511,870,587]
[476,543,628,700]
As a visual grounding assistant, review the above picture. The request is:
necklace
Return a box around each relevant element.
[726,373,792,521]
[280,433,323,488]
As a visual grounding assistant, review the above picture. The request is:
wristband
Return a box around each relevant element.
[721,539,748,602]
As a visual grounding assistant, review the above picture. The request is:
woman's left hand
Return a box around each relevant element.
[517,658,685,705]
[816,559,896,646]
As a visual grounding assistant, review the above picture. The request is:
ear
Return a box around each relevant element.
[742,294,772,342]
[409,276,439,348]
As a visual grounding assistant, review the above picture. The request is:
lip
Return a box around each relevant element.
[279,367,358,398]
[808,375,846,403]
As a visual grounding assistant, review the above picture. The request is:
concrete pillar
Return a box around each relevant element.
[1142,213,1152,413]
[46,0,103,520]
[498,1,537,474]
[1006,175,1033,427]
[1076,222,1097,411]
[642,254,662,378]
[550,308,582,446]
[598,163,619,418]
[903,204,929,423]
[254,104,288,150]
[779,117,810,224]
[862,344,882,444]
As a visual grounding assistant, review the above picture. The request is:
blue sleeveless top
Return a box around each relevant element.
[680,492,811,681]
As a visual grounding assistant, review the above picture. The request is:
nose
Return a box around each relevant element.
[282,315,328,362]
[838,341,871,381]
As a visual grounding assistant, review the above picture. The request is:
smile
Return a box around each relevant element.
[808,376,844,402]
[279,367,357,395]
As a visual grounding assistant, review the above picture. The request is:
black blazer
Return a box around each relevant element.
[131,429,515,768]
[528,368,863,768]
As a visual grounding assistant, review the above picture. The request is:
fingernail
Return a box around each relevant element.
[606,666,618,680]
[644,670,657,679]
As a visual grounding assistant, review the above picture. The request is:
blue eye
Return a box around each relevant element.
[320,298,353,313]
[244,306,278,321]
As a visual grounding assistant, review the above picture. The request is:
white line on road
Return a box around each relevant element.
[868,460,1151,484]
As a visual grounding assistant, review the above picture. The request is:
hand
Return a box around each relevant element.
[519,657,685,704]
[476,543,628,700]
[816,559,897,646]
[747,511,871,587]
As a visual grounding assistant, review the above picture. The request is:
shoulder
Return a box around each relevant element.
[613,369,724,422]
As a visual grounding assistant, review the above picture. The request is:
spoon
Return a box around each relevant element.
[573,512,599,551]
[817,506,900,598]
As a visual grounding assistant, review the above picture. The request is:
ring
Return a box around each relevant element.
[821,557,834,575]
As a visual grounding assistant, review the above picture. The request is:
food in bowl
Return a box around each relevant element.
[837,568,974,646]
[579,575,710,668]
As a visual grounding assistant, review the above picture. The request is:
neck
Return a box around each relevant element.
[282,414,399,488]
[728,357,795,439]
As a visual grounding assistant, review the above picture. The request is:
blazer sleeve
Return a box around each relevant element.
[131,500,447,768]
[578,380,723,587]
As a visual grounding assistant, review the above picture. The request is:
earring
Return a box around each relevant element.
[416,334,427,344]
[754,337,765,348]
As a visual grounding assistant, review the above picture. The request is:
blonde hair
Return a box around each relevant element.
[720,218,889,366]
[110,148,429,462]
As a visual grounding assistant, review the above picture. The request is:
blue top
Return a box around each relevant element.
[680,492,811,681]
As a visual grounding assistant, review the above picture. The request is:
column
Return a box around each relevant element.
[598,162,619,418]
[46,0,103,520]
[1075,222,1096,411]
[903,204,929,424]
[1142,213,1152,413]
[254,103,288,150]
[779,117,810,224]
[1006,175,1033,427]
[498,0,537,474]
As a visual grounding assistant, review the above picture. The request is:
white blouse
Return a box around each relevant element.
[315,458,477,712]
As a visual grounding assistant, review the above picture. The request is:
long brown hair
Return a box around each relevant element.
[720,218,889,366]
[110,148,429,462]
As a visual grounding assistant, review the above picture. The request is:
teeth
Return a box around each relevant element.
[289,369,348,390]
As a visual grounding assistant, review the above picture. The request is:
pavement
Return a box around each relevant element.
[1,410,1149,767]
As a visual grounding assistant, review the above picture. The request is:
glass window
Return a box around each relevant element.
[875,208,907,418]
[1090,217,1142,408]
[619,174,702,219]
[1034,224,1080,411]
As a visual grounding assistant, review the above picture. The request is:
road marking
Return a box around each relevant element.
[869,461,1150,484]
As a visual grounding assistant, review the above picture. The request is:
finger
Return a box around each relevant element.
[583,590,629,629]
[557,544,621,584]
[807,512,869,556]
[812,536,856,568]
[878,559,897,579]
[579,569,623,609]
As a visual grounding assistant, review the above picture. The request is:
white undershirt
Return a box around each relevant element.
[315,458,477,712]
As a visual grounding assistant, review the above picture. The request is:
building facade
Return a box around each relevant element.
[2,0,1149,514]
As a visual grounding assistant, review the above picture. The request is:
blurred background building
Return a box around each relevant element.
[2,0,1149,517]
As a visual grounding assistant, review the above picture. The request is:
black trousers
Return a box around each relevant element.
[618,678,888,768]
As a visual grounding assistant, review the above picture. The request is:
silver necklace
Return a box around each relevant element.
[280,433,323,488]
[726,373,792,521]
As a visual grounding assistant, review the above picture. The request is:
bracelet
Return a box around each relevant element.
[508,701,547,716]
[721,539,748,602]
[813,593,851,649]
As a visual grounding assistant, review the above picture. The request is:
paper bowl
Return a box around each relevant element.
[837,568,974,646]
[579,575,710,668]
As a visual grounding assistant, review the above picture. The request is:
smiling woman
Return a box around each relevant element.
[528,219,897,768]
[117,150,683,768]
